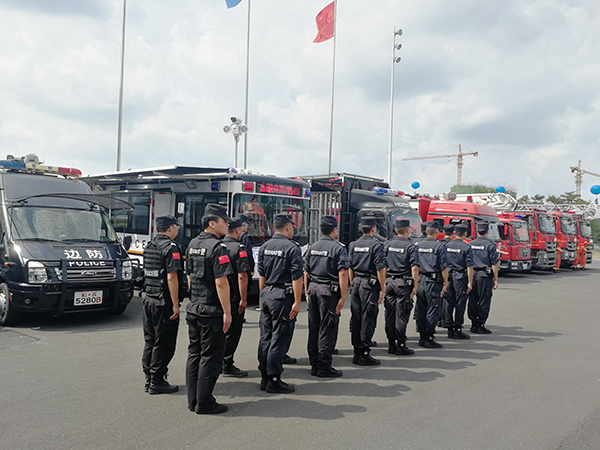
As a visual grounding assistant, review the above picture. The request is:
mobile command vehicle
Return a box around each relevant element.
[300,173,422,245]
[83,166,310,294]
[417,198,502,244]
[0,156,135,326]
[497,214,532,272]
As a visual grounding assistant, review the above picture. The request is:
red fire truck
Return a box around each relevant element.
[549,211,577,267]
[497,214,533,272]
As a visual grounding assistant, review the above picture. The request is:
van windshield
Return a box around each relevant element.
[9,206,118,243]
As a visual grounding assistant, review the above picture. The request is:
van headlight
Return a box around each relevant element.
[122,260,132,281]
[28,261,48,283]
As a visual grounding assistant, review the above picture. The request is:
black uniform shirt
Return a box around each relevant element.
[439,237,453,246]
[223,235,253,300]
[185,232,234,315]
[417,237,448,274]
[446,239,474,270]
[384,236,419,275]
[258,234,303,285]
[303,235,349,281]
[348,235,386,275]
[240,231,255,272]
[469,236,500,268]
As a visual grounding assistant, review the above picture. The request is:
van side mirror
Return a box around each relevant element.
[122,235,132,251]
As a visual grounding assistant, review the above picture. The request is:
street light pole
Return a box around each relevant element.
[116,0,127,172]
[387,27,402,185]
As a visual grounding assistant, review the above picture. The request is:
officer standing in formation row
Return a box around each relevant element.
[415,221,448,349]
[383,219,419,356]
[304,215,349,377]
[468,222,500,334]
[348,216,387,366]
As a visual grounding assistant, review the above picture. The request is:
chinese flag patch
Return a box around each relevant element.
[239,250,248,258]
[218,255,230,265]
[172,252,181,260]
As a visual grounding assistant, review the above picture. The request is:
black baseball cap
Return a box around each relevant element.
[274,213,294,228]
[156,215,181,229]
[320,215,338,227]
[359,216,377,227]
[425,221,442,230]
[395,218,410,228]
[443,224,455,233]
[477,222,490,234]
[228,217,244,229]
[203,203,229,221]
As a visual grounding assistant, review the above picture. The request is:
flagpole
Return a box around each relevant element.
[327,0,338,175]
[242,0,251,169]
[116,0,127,171]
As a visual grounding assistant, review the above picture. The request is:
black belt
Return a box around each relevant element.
[353,272,375,278]
[265,283,292,288]
[449,268,466,274]
[387,273,411,280]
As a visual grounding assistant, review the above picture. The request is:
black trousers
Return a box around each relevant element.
[141,300,179,378]
[307,283,340,370]
[384,278,414,344]
[185,313,225,412]
[415,275,442,336]
[468,270,493,326]
[350,277,380,354]
[223,299,245,368]
[257,287,295,377]
[444,271,469,328]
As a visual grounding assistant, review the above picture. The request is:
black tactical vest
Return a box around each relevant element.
[187,234,222,306]
[143,236,173,303]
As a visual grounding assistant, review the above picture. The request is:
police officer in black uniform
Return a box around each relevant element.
[415,221,448,348]
[221,216,253,377]
[443,224,474,339]
[185,204,233,415]
[440,224,455,244]
[304,215,349,377]
[348,216,386,366]
[142,215,185,395]
[468,222,500,334]
[437,223,454,327]
[384,218,419,356]
[257,213,303,394]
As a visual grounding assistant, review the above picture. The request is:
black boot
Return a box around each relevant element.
[418,332,427,347]
[478,324,492,334]
[422,335,443,348]
[148,373,178,395]
[223,364,248,378]
[395,341,415,355]
[265,375,295,394]
[447,327,455,339]
[316,367,343,378]
[260,374,268,391]
[387,339,397,354]
[357,350,381,366]
[453,326,470,339]
[143,372,151,393]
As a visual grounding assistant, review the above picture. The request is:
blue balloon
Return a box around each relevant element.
[591,185,600,195]
[411,181,420,190]
[495,186,506,193]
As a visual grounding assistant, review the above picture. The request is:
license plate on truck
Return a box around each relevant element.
[73,291,103,306]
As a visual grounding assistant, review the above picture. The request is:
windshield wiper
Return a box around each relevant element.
[17,237,64,243]
[62,238,105,243]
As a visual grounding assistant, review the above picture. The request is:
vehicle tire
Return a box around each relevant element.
[0,282,19,326]
[110,304,128,315]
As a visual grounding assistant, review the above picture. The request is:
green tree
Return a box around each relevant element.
[531,194,545,204]
[591,220,600,245]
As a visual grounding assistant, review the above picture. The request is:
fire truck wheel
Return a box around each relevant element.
[0,282,19,326]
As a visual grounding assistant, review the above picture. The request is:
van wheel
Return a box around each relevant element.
[0,283,19,326]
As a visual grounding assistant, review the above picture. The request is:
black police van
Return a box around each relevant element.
[0,155,135,326]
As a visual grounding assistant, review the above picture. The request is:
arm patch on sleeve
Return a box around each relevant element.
[218,255,230,265]
[239,250,248,258]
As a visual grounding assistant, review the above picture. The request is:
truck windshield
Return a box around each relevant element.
[390,211,422,238]
[512,221,530,243]
[579,221,592,239]
[9,206,118,243]
[560,218,577,236]
[233,194,309,246]
[538,214,555,235]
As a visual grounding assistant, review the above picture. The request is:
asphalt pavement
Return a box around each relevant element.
[1,265,599,450]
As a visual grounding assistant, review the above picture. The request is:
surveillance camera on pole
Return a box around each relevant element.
[224,116,248,168]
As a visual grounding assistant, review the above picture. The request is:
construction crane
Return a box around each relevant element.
[402,144,478,186]
[570,160,600,196]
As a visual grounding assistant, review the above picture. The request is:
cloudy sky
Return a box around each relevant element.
[1,0,599,199]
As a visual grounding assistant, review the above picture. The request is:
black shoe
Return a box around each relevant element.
[479,325,492,334]
[148,379,179,395]
[368,340,378,347]
[395,344,415,355]
[447,328,454,339]
[265,376,295,394]
[333,348,339,355]
[223,365,248,378]
[311,366,318,376]
[283,355,297,365]
[422,337,443,348]
[143,373,151,393]
[260,376,268,391]
[357,353,381,366]
[470,324,481,333]
[352,354,359,365]
[387,344,398,354]
[452,328,470,339]
[316,367,343,378]
[195,403,228,415]
[418,338,426,347]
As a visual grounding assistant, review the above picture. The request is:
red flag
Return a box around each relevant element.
[314,1,335,43]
